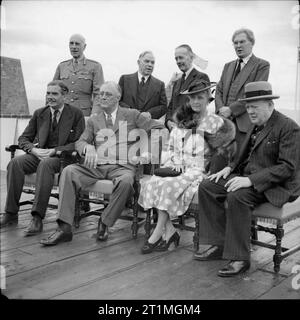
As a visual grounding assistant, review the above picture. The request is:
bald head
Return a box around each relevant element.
[69,34,86,59]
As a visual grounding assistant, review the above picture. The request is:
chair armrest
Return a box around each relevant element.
[5,144,21,152]
[5,145,22,159]
[56,150,82,170]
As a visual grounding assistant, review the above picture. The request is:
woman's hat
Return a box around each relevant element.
[239,81,280,102]
[180,80,216,95]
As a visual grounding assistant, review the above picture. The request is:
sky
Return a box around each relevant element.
[1,0,299,113]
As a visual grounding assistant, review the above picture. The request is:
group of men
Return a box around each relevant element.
[1,28,300,278]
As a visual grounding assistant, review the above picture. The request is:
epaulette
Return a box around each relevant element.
[59,59,72,64]
[85,59,100,64]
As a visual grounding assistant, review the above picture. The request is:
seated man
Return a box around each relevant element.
[40,81,165,246]
[194,81,300,277]
[0,80,85,235]
[118,50,167,119]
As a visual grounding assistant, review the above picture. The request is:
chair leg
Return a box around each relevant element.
[273,223,284,273]
[131,198,139,239]
[251,219,258,241]
[193,211,200,252]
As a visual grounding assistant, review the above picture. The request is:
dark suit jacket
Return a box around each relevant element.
[231,110,300,207]
[18,104,85,153]
[118,72,167,119]
[215,54,270,132]
[165,68,210,125]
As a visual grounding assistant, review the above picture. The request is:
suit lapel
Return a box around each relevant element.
[251,110,277,151]
[181,68,198,92]
[129,73,138,105]
[144,76,156,106]
[38,108,51,147]
[58,105,73,145]
[235,55,258,93]
[113,107,126,133]
[223,61,236,98]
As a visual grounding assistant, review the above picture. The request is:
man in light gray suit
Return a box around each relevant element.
[40,81,164,246]
[215,28,270,149]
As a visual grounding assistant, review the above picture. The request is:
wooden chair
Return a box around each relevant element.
[191,191,300,273]
[5,144,74,210]
[72,154,153,239]
[72,123,166,238]
[251,197,300,272]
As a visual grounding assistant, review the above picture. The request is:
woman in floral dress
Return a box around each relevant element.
[138,80,236,254]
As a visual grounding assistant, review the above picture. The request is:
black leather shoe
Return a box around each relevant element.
[193,245,223,261]
[97,220,109,241]
[141,237,162,254]
[155,231,180,251]
[24,215,43,236]
[0,213,18,228]
[40,229,73,246]
[218,260,250,277]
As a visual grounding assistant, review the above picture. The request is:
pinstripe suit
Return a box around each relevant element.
[197,110,300,260]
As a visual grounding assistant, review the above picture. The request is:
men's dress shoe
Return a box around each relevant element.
[0,213,18,228]
[193,245,224,261]
[24,216,43,236]
[141,237,162,254]
[40,229,73,246]
[218,260,250,277]
[97,220,109,241]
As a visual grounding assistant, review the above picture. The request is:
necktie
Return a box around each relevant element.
[232,59,243,81]
[52,110,59,131]
[250,125,264,147]
[180,72,186,90]
[106,113,113,128]
[140,76,145,86]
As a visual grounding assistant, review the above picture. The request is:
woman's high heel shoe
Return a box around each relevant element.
[141,237,162,254]
[155,231,180,251]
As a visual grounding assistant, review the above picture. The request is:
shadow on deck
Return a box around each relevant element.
[1,170,300,301]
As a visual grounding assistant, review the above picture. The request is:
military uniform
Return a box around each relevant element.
[53,56,104,116]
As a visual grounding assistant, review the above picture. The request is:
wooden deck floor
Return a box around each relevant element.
[1,170,300,301]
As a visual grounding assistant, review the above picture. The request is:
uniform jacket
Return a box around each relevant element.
[53,56,104,115]
[18,104,85,153]
[76,106,165,170]
[118,72,167,119]
[165,68,210,124]
[231,110,300,207]
[215,54,270,132]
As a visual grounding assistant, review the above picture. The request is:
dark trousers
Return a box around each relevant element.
[57,164,135,227]
[197,175,266,261]
[5,154,61,218]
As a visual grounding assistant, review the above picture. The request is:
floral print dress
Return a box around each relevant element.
[138,113,224,218]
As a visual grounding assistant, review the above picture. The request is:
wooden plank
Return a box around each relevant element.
[258,274,300,299]
[3,231,194,299]
[52,247,283,300]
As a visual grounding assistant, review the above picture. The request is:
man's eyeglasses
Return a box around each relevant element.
[100,91,113,98]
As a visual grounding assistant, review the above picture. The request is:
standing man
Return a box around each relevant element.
[53,34,104,116]
[165,44,210,130]
[215,28,270,149]
[194,81,300,277]
[40,81,164,246]
[118,51,167,119]
[0,80,85,235]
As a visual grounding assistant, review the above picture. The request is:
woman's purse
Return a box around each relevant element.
[154,167,182,177]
